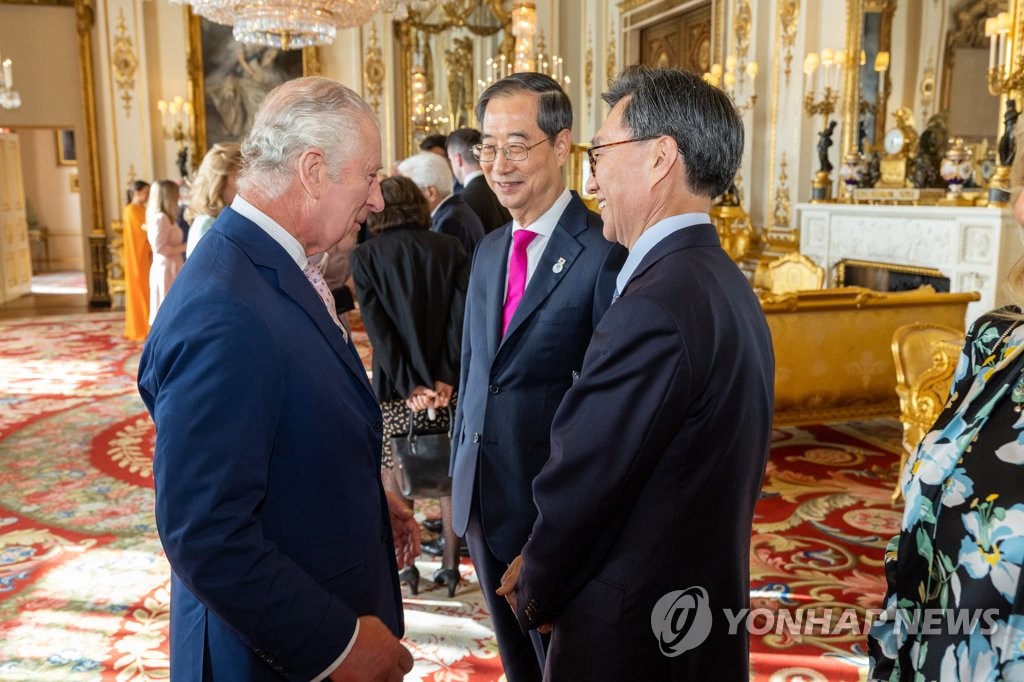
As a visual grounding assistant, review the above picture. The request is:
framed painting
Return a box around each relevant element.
[186,9,321,163]
[56,128,76,166]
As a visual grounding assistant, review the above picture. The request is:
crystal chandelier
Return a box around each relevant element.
[172,0,383,50]
[0,47,21,110]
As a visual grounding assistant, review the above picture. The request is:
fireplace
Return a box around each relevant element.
[835,258,950,293]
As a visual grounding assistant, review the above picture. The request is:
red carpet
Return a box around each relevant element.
[0,312,898,680]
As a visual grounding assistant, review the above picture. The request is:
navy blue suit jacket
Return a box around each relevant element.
[450,192,626,562]
[433,194,485,255]
[515,224,775,680]
[138,207,402,681]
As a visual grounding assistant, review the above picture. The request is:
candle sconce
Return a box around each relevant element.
[0,46,21,110]
[157,95,194,178]
[803,49,849,202]
[703,54,758,114]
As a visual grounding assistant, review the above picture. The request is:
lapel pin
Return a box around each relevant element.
[552,257,566,274]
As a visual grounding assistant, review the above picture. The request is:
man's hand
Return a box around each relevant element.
[496,555,551,633]
[385,491,420,569]
[329,615,413,682]
[496,554,522,616]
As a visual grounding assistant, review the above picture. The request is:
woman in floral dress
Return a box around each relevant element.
[868,186,1024,679]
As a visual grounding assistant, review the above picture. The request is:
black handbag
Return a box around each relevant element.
[391,407,453,498]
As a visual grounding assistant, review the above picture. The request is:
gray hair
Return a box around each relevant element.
[602,65,743,198]
[475,72,572,139]
[397,152,454,197]
[239,76,376,199]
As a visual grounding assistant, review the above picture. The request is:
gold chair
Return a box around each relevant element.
[890,322,964,501]
[753,251,826,295]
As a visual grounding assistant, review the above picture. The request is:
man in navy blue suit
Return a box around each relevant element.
[399,151,484,254]
[138,77,417,681]
[498,65,775,680]
[449,72,625,682]
[446,127,512,233]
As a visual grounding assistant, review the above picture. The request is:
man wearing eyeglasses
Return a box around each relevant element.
[496,66,775,680]
[449,72,625,682]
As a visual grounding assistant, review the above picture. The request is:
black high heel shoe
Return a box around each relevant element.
[432,567,461,598]
[399,566,420,596]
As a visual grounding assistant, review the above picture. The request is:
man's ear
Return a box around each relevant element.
[298,147,327,198]
[651,136,678,179]
[553,128,573,165]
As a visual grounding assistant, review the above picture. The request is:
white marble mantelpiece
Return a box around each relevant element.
[797,202,1023,326]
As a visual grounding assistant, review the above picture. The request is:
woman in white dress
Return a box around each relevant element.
[145,180,185,324]
[185,142,241,258]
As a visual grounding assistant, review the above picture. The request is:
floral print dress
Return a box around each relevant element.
[869,308,1024,681]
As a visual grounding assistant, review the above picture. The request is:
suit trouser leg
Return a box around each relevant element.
[465,501,546,682]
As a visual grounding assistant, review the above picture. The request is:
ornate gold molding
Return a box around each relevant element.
[779,0,799,87]
[363,23,385,114]
[773,152,792,227]
[605,32,617,85]
[734,0,751,58]
[841,0,863,161]
[111,8,137,116]
[585,29,594,117]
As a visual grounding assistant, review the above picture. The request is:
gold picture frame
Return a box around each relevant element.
[185,8,321,164]
[56,128,76,166]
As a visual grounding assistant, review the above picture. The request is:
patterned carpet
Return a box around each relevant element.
[0,311,902,680]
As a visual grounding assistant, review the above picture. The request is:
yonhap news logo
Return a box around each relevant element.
[650,587,713,656]
[651,586,1001,656]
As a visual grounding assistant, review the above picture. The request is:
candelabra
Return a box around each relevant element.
[985,12,1023,95]
[410,68,450,135]
[703,54,758,114]
[157,95,194,178]
[476,4,571,99]
[803,49,848,202]
[0,46,21,110]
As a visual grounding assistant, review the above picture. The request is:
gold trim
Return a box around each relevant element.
[834,258,948,287]
[111,8,137,116]
[363,23,385,114]
[841,0,863,160]
[605,31,617,85]
[772,152,792,227]
[779,0,798,87]
[0,0,72,4]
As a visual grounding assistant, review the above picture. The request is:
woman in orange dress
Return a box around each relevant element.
[122,180,151,340]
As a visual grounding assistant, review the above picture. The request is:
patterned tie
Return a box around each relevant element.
[502,229,539,336]
[303,261,349,343]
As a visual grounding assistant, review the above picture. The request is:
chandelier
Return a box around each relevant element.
[0,47,20,110]
[172,0,383,50]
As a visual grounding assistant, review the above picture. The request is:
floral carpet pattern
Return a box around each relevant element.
[0,312,903,680]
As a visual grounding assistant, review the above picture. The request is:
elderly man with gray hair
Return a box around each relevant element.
[139,76,417,682]
[398,151,485,254]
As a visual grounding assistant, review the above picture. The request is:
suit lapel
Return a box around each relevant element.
[219,209,377,405]
[485,228,513,360]
[499,206,587,348]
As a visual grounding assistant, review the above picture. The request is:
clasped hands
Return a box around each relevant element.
[406,381,453,413]
[496,555,552,634]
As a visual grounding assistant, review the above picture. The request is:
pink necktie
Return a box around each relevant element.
[503,229,538,336]
[303,262,349,343]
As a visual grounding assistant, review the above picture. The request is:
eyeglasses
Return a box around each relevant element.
[586,136,661,172]
[472,137,552,163]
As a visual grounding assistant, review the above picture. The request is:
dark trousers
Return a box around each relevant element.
[465,498,547,682]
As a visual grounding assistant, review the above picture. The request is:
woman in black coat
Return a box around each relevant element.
[351,176,469,596]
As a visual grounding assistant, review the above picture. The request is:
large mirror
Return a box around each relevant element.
[395,0,509,158]
[939,0,1004,143]
[857,0,896,152]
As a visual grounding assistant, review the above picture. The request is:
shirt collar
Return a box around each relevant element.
[232,195,308,269]
[431,192,456,217]
[512,188,572,239]
[615,212,710,296]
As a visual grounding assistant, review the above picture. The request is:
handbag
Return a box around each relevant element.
[391,406,453,498]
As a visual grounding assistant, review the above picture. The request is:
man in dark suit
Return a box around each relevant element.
[497,65,775,680]
[400,151,485,255]
[446,127,512,233]
[449,72,625,682]
[137,77,417,681]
